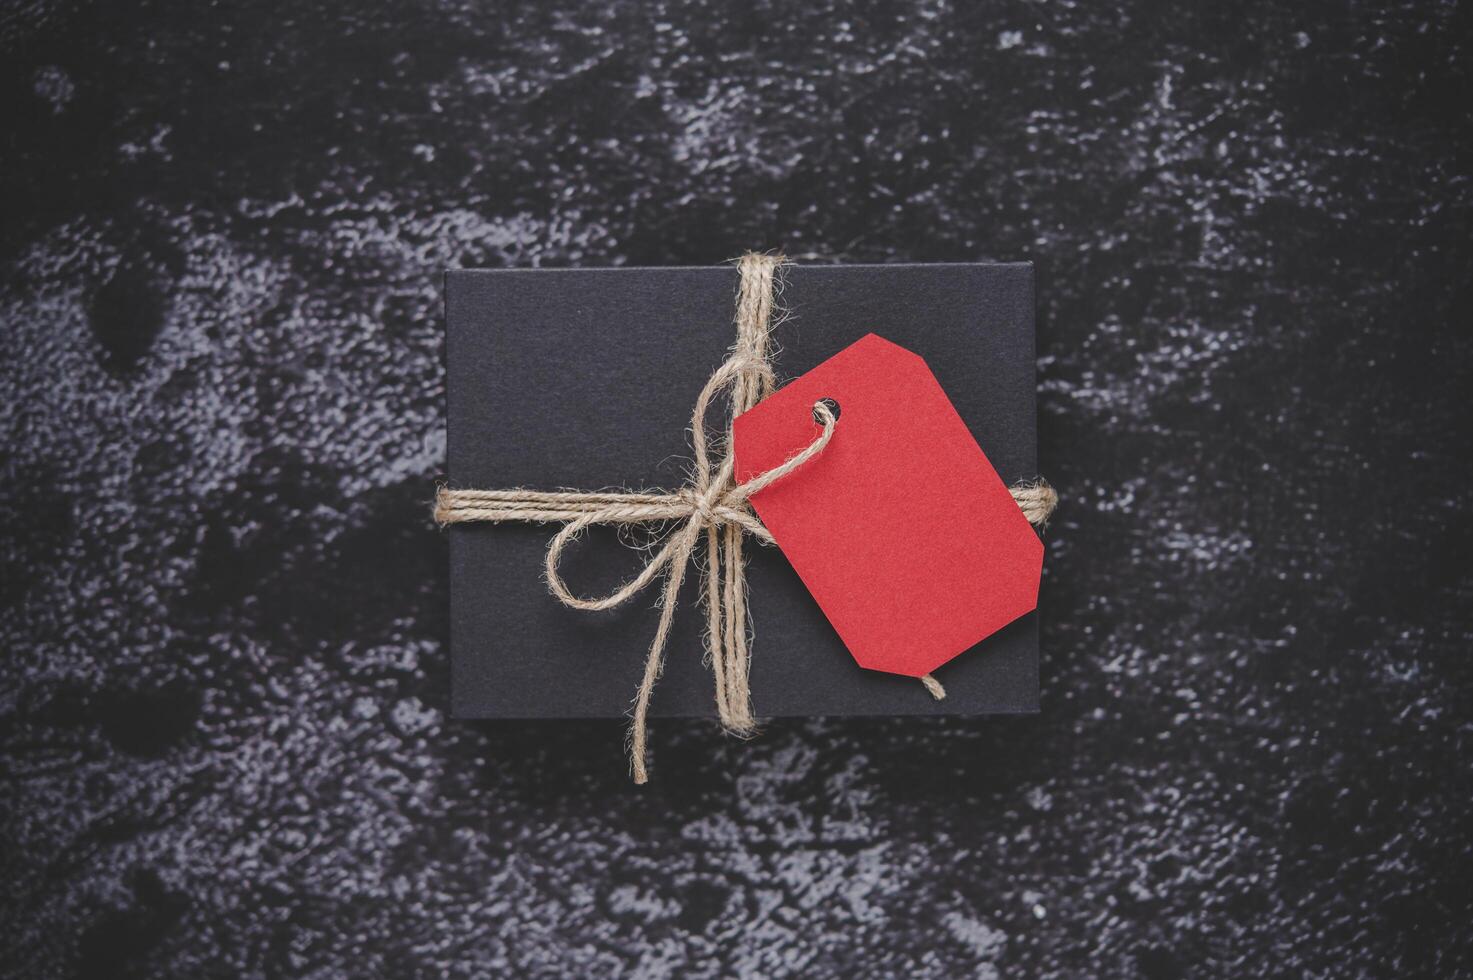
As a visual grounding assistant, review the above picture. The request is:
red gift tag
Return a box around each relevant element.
[731,333,1043,678]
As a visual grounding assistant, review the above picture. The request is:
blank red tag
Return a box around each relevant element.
[732,334,1043,678]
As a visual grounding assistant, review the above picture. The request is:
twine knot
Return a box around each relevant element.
[435,253,1058,783]
[686,486,725,527]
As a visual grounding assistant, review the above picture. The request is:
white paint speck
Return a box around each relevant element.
[390,697,439,736]
[33,66,74,113]
[943,911,1007,972]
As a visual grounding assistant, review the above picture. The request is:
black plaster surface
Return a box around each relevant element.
[2,1,1470,976]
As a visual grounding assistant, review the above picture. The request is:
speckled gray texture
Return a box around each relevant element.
[2,1,1470,977]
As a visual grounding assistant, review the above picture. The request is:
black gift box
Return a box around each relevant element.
[445,263,1040,719]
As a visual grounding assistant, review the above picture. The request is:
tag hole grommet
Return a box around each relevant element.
[813,397,841,423]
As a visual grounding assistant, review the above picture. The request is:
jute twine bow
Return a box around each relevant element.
[436,253,1058,783]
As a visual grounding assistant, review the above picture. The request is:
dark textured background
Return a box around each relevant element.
[2,1,1470,976]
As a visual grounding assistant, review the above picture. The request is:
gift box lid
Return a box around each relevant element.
[445,262,1040,719]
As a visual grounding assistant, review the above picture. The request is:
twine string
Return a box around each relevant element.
[435,253,1059,783]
